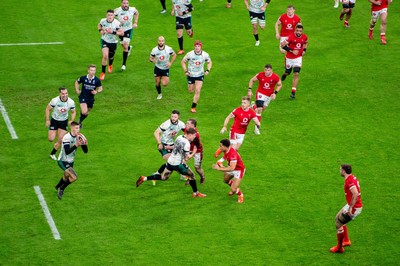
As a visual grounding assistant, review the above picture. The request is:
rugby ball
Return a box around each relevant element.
[76,133,87,145]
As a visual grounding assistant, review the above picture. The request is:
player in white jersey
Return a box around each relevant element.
[244,0,270,46]
[181,40,212,113]
[54,122,88,200]
[136,110,185,186]
[45,87,76,160]
[171,0,194,55]
[114,0,139,71]
[149,36,177,100]
[98,9,124,80]
[136,128,207,198]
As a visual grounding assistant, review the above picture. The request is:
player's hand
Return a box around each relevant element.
[270,93,277,100]
[105,28,113,34]
[91,90,97,95]
[276,34,280,40]
[46,120,50,127]
[133,23,138,29]
[293,50,299,55]
[212,164,220,170]
[248,91,253,98]
[220,127,226,134]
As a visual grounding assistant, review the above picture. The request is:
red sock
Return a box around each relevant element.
[343,225,350,242]
[336,230,344,248]
[236,188,242,196]
[228,180,233,186]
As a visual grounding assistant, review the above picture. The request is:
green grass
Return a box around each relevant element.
[1,0,400,265]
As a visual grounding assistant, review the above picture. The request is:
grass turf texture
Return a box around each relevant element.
[1,0,400,265]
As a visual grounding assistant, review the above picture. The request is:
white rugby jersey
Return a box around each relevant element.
[248,0,265,13]
[49,96,75,121]
[114,6,138,31]
[99,18,121,43]
[59,133,77,163]
[172,0,192,18]
[159,119,185,145]
[184,50,211,77]
[167,135,190,166]
[150,45,175,70]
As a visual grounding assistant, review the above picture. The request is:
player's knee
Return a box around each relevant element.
[337,211,352,225]
[293,67,301,74]
[109,51,115,60]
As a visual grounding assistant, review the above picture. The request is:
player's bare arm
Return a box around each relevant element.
[45,105,52,127]
[133,11,139,28]
[248,75,258,97]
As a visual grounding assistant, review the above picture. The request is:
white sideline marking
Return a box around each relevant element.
[0,98,18,139]
[33,186,61,240]
[0,42,64,46]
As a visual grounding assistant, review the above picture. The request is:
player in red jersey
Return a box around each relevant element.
[330,164,363,253]
[212,139,246,203]
[275,5,301,54]
[219,96,260,151]
[248,64,282,135]
[184,118,205,184]
[368,0,392,44]
[280,24,308,99]
[339,0,356,28]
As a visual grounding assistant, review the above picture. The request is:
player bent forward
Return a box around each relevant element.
[136,128,206,198]
[54,122,88,200]
[212,139,246,203]
[330,164,363,253]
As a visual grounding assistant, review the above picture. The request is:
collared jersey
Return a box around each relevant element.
[159,119,186,145]
[285,32,308,59]
[183,50,211,77]
[114,6,138,31]
[76,75,102,100]
[230,107,257,134]
[278,13,301,37]
[150,45,175,70]
[99,18,121,43]
[49,96,75,121]
[256,72,280,96]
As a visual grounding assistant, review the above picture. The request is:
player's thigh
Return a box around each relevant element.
[48,130,57,141]
[80,102,89,114]
[57,128,67,141]
[195,79,204,92]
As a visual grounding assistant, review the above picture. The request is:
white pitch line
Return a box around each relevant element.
[33,186,62,240]
[0,98,18,139]
[0,42,64,46]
